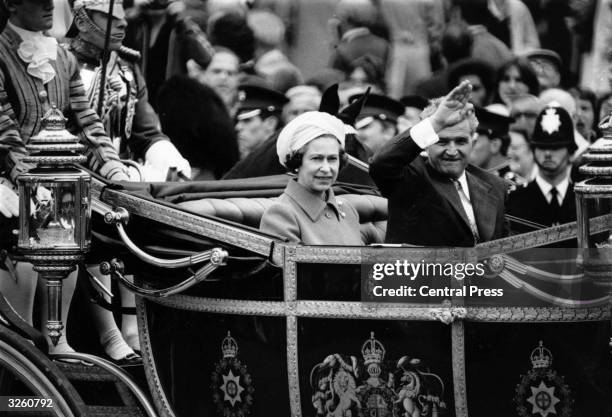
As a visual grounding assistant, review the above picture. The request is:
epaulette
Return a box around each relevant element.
[118,46,141,62]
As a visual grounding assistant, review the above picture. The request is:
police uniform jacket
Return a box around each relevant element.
[506,179,576,234]
[0,26,125,183]
[260,179,363,246]
[370,126,509,246]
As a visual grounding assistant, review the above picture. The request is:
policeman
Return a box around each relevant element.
[507,105,577,232]
[352,93,404,160]
[235,84,288,160]
[469,106,513,177]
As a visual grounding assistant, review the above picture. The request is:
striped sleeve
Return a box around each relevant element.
[65,49,127,179]
[0,67,35,183]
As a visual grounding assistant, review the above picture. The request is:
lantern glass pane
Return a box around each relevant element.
[27,182,77,248]
[587,196,612,248]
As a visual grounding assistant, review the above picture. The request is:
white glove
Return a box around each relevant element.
[144,140,192,180]
[0,183,19,218]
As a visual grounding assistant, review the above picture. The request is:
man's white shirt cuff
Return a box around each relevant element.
[409,118,439,149]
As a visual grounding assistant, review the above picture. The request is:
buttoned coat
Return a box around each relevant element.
[260,179,363,245]
[369,130,509,246]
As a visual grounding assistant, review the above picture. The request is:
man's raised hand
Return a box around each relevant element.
[430,80,473,132]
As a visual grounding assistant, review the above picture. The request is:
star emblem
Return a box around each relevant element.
[541,108,561,134]
[220,370,244,406]
[527,381,560,417]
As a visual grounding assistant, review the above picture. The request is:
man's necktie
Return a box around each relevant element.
[454,180,480,242]
[549,187,560,224]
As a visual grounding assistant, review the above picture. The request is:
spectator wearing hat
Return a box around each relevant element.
[260,111,363,245]
[283,85,322,124]
[370,81,509,246]
[523,48,563,90]
[448,58,496,107]
[353,93,404,159]
[235,84,289,159]
[398,95,429,132]
[469,106,513,177]
[507,105,577,232]
[187,47,241,116]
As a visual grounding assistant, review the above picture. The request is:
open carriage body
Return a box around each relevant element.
[79,173,612,417]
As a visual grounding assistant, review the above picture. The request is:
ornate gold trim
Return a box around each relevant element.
[286,315,301,417]
[285,247,297,302]
[137,297,177,417]
[451,321,468,417]
[136,295,610,321]
[466,306,611,321]
[22,155,87,164]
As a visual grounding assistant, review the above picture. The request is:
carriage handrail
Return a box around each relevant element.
[104,207,223,268]
[99,249,228,298]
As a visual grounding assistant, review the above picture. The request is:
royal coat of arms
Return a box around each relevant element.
[310,332,446,417]
[211,331,255,416]
[515,341,573,417]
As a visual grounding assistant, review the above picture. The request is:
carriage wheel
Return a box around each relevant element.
[0,325,86,416]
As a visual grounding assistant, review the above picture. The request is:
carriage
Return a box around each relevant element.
[1,160,611,416]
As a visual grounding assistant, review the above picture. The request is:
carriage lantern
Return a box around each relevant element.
[575,112,612,281]
[575,111,612,352]
[17,107,91,345]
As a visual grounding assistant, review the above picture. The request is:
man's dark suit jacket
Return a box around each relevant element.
[506,180,576,234]
[369,130,508,246]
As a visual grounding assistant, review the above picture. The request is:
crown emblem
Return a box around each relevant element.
[541,107,561,134]
[530,341,552,369]
[221,331,239,359]
[361,332,385,366]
